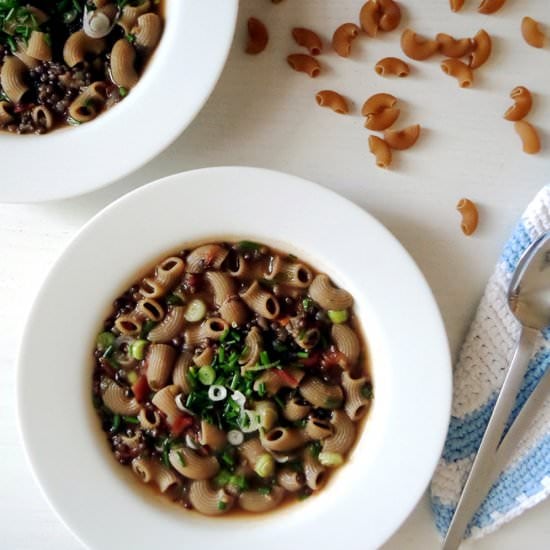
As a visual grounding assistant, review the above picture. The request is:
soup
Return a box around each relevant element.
[0,0,163,134]
[92,241,373,516]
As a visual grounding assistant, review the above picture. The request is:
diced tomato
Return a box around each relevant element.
[170,414,193,437]
[322,350,348,369]
[274,368,299,388]
[131,374,150,403]
[299,351,321,367]
[278,317,290,327]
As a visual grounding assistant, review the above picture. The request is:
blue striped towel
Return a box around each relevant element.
[431,185,550,539]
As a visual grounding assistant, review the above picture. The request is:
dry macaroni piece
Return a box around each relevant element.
[450,0,466,12]
[368,136,392,168]
[332,23,361,58]
[292,28,323,56]
[478,0,507,14]
[287,54,321,77]
[92,241,373,516]
[359,0,380,37]
[456,199,479,236]
[514,121,541,155]
[374,57,410,77]
[315,91,349,115]
[361,93,400,131]
[384,124,421,150]
[246,17,269,55]
[436,33,473,58]
[401,29,439,61]
[359,0,401,36]
[503,86,532,121]
[469,29,492,69]
[441,59,474,88]
[521,17,545,49]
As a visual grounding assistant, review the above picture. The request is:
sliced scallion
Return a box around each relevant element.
[198,365,216,386]
[327,309,349,324]
[184,298,206,322]
[130,339,148,360]
[254,453,275,478]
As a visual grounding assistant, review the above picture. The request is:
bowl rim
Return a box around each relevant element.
[0,0,238,203]
[17,167,452,549]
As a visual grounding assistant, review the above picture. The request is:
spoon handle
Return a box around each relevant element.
[442,326,538,550]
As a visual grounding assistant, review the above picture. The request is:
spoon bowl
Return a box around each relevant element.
[508,232,550,330]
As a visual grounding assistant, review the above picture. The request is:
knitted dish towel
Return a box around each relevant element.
[430,184,550,540]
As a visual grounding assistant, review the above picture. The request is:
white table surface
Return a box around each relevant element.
[2,1,549,548]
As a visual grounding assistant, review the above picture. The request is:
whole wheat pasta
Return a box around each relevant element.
[384,124,421,150]
[514,121,541,155]
[283,395,311,421]
[263,427,307,452]
[299,377,344,409]
[359,0,380,37]
[305,416,333,440]
[253,367,305,395]
[332,23,360,57]
[239,487,285,513]
[401,29,438,60]
[287,54,321,77]
[193,346,215,367]
[135,298,165,322]
[478,0,506,14]
[246,17,268,55]
[469,29,492,69]
[315,91,349,115]
[147,306,186,343]
[309,273,354,310]
[199,420,227,452]
[374,57,409,77]
[277,468,305,492]
[146,343,177,391]
[265,256,313,288]
[436,33,473,58]
[322,410,356,454]
[188,481,234,515]
[169,447,220,480]
[378,0,401,32]
[368,136,392,169]
[521,17,545,49]
[239,327,263,372]
[332,324,360,366]
[102,379,141,416]
[456,198,479,236]
[172,351,194,394]
[364,106,400,130]
[219,296,249,327]
[292,27,323,55]
[151,384,181,424]
[154,256,185,290]
[240,280,280,319]
[114,313,142,337]
[342,372,371,421]
[186,244,228,273]
[503,86,532,121]
[254,401,279,431]
[303,449,327,490]
[205,271,235,307]
[441,58,474,88]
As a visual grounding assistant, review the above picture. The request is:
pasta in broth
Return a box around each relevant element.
[0,0,163,134]
[92,241,373,516]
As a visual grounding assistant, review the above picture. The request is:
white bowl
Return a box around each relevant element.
[0,1,238,203]
[18,167,451,549]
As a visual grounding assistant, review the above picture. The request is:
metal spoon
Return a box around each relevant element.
[443,231,550,550]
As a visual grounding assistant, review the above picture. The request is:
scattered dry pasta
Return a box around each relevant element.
[378,0,401,32]
[436,33,473,58]
[384,124,421,150]
[469,29,492,69]
[359,0,380,37]
[514,121,541,155]
[368,136,392,169]
[315,91,349,114]
[478,0,507,14]
[287,54,321,77]
[441,58,474,88]
[332,23,361,57]
[361,93,400,131]
[246,17,268,55]
[401,29,438,60]
[374,57,410,77]
[456,198,479,236]
[292,27,323,55]
[503,86,532,121]
[521,17,545,49]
